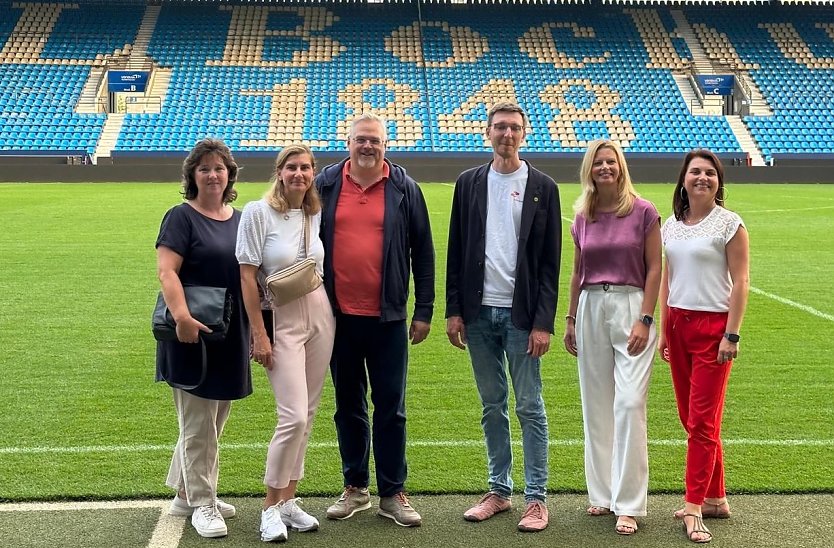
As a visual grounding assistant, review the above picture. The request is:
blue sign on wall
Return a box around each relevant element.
[696,75,735,96]
[107,71,150,93]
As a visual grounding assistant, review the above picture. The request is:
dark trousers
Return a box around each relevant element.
[331,313,408,497]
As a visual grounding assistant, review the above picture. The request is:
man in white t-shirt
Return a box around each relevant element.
[445,102,561,532]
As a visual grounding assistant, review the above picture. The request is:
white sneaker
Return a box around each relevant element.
[191,504,227,538]
[215,498,236,518]
[169,496,236,519]
[260,503,288,542]
[279,498,319,532]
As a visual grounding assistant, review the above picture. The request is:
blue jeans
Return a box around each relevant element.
[466,306,549,502]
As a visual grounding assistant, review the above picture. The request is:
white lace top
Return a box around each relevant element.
[661,206,744,312]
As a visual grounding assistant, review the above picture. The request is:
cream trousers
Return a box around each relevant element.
[165,389,231,507]
[576,285,656,517]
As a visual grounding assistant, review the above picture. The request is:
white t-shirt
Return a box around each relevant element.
[662,205,744,312]
[235,200,325,303]
[482,163,528,307]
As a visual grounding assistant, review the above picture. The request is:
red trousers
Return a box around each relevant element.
[666,307,733,505]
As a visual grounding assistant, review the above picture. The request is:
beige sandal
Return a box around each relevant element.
[682,513,712,544]
[587,506,612,516]
[615,517,638,535]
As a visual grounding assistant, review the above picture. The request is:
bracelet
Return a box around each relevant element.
[565,314,576,323]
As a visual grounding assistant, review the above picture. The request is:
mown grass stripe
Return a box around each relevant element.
[2,438,832,455]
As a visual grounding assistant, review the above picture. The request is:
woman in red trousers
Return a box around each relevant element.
[658,149,749,544]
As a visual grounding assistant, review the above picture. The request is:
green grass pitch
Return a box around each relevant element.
[0,181,832,502]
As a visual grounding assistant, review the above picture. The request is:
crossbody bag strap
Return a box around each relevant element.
[293,214,307,262]
[303,214,311,257]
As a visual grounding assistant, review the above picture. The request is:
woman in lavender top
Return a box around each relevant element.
[563,139,661,536]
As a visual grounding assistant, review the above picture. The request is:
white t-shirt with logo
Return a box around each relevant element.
[482,163,528,307]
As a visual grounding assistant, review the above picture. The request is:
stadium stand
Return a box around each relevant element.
[0,0,833,167]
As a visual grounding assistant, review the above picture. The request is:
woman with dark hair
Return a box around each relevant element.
[563,139,661,536]
[658,149,749,544]
[236,144,335,542]
[156,138,252,538]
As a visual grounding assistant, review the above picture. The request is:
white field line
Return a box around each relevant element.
[0,499,168,512]
[1,438,833,456]
[147,509,187,548]
[742,205,834,214]
[0,499,186,548]
[750,286,834,322]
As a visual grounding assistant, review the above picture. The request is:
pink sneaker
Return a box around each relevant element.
[463,492,512,522]
[517,500,549,532]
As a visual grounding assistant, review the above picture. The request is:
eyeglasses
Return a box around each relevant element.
[351,137,384,146]
[491,123,524,134]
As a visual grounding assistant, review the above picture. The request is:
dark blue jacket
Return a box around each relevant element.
[316,158,435,323]
[445,160,561,332]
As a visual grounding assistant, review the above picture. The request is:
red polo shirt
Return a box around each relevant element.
[333,160,389,316]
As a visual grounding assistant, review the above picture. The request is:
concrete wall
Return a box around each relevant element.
[1,154,832,184]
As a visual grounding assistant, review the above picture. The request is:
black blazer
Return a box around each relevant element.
[445,161,561,333]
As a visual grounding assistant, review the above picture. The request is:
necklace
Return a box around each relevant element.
[684,207,714,225]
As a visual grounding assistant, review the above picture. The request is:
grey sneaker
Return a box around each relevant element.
[326,486,371,520]
[378,492,422,527]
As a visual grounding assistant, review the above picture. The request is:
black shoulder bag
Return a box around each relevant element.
[152,286,233,390]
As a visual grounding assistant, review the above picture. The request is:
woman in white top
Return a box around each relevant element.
[236,144,335,542]
[658,149,749,544]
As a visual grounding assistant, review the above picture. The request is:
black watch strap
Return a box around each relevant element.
[724,332,740,343]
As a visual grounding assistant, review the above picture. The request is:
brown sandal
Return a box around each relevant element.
[674,501,731,520]
[587,506,612,516]
[702,500,732,519]
[682,513,712,544]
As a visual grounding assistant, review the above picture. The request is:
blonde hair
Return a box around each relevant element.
[263,144,322,215]
[574,139,638,221]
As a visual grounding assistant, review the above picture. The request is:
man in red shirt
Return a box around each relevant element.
[316,113,435,528]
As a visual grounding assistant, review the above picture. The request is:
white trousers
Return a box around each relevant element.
[165,389,231,507]
[576,285,656,517]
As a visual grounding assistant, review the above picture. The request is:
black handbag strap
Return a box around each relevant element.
[165,337,208,391]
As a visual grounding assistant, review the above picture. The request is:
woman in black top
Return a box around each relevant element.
[155,138,251,538]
